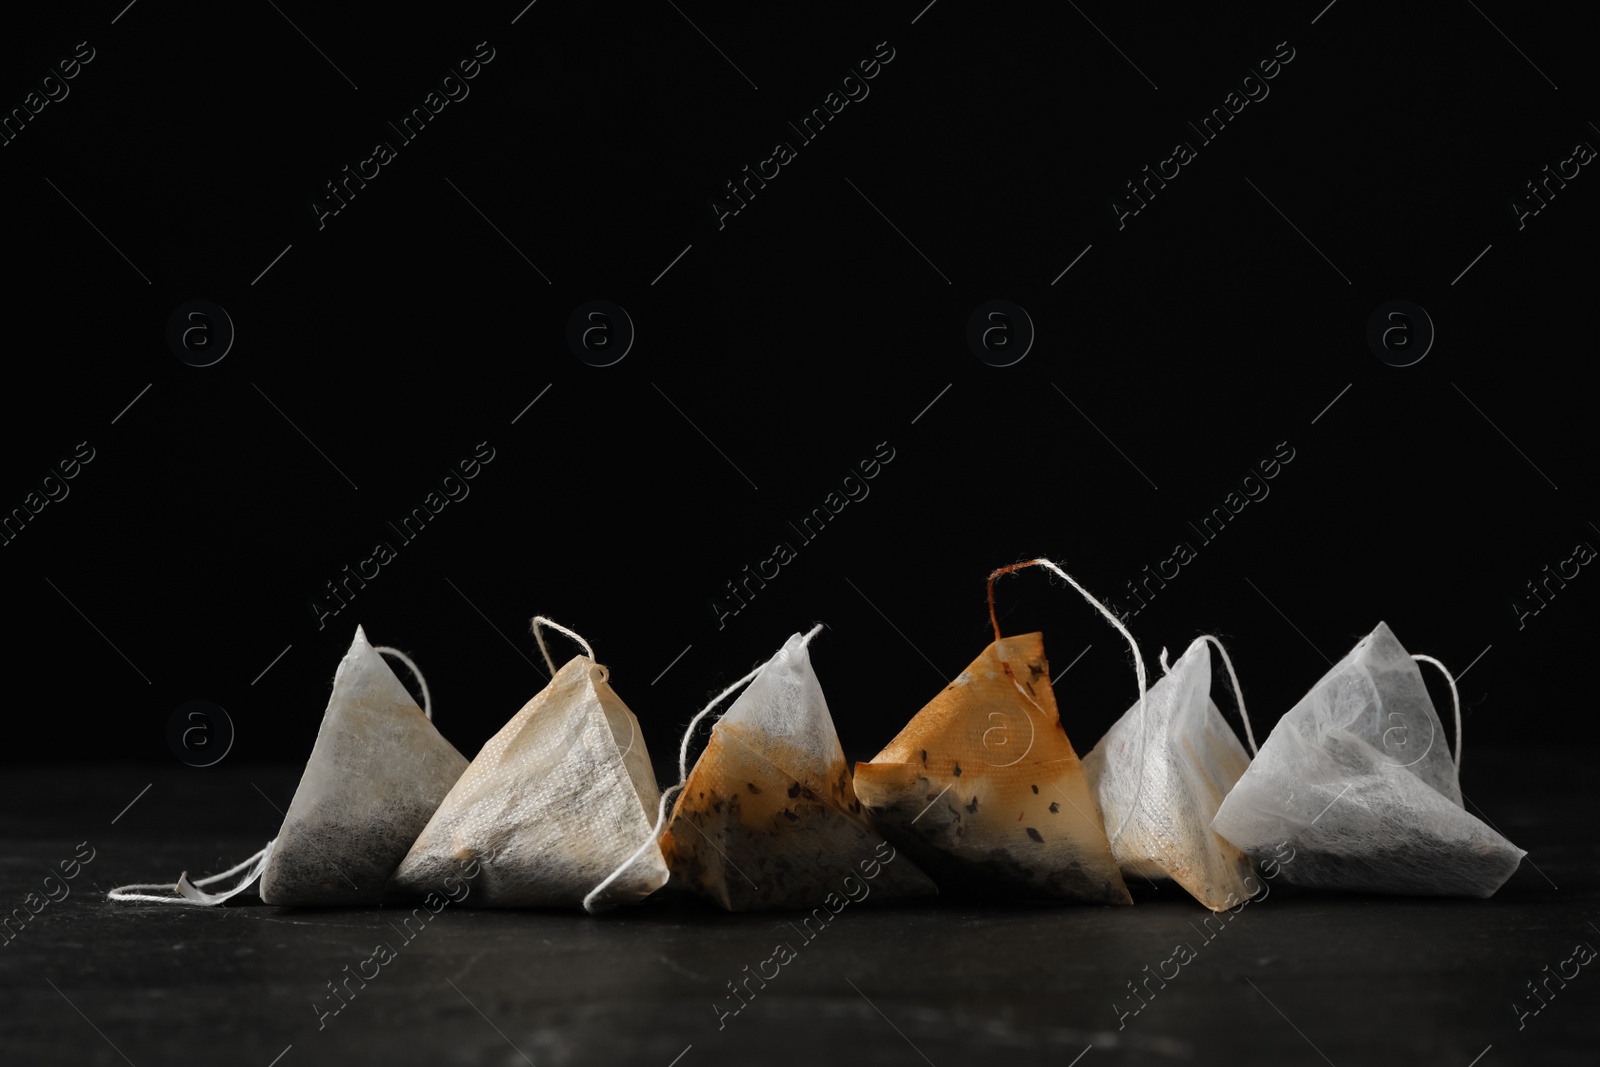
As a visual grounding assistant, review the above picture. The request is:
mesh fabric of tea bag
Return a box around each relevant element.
[1083,635,1258,911]
[390,618,668,908]
[1210,621,1525,897]
[658,627,937,911]
[109,627,463,906]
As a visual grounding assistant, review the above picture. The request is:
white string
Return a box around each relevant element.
[582,623,825,914]
[1411,653,1463,771]
[1159,647,1172,672]
[1197,634,1258,756]
[531,615,595,676]
[372,645,433,721]
[1028,559,1148,844]
[106,839,275,906]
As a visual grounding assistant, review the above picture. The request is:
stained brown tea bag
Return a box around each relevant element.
[659,627,937,911]
[854,630,1131,903]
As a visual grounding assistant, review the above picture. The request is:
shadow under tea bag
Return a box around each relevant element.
[1083,635,1258,911]
[109,627,464,906]
[390,617,668,908]
[1211,621,1525,897]
[658,626,937,911]
[853,560,1134,904]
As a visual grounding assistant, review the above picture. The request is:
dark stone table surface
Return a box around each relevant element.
[2,751,1594,1066]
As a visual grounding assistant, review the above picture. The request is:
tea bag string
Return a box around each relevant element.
[372,645,433,720]
[106,839,275,906]
[531,615,596,676]
[988,559,1149,844]
[1199,635,1258,756]
[1411,653,1463,771]
[583,623,825,914]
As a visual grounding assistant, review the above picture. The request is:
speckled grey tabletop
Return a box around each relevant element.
[1,752,1590,1066]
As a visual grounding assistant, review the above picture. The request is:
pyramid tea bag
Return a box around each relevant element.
[390,618,669,908]
[854,557,1147,903]
[260,626,468,904]
[109,627,465,906]
[1083,635,1258,911]
[1211,621,1525,897]
[855,628,1131,903]
[658,626,937,911]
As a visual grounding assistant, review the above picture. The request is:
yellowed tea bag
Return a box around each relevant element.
[660,630,936,911]
[855,631,1130,903]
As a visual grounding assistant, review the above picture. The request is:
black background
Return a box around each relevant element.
[3,0,1595,777]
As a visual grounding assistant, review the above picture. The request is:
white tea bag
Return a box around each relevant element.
[1211,621,1525,897]
[259,627,468,904]
[109,627,464,907]
[1083,636,1257,911]
[390,621,668,908]
[661,629,937,911]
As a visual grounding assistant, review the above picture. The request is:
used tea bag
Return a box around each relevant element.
[855,556,1146,903]
[1211,621,1525,897]
[855,628,1131,904]
[658,626,937,911]
[109,627,465,906]
[1083,635,1258,911]
[390,617,669,908]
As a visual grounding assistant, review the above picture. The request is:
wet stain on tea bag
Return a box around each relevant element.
[660,630,936,911]
[855,633,1131,905]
